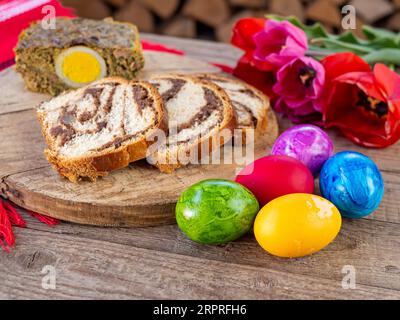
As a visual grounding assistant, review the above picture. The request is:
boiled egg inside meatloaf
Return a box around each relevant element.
[55,46,107,88]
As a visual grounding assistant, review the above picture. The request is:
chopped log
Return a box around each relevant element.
[114,0,155,32]
[306,0,342,27]
[139,0,180,19]
[162,16,196,38]
[229,0,266,8]
[61,0,111,20]
[104,0,128,8]
[352,17,366,38]
[329,0,347,4]
[270,0,304,21]
[386,12,400,30]
[183,0,231,28]
[216,10,263,43]
[349,0,393,23]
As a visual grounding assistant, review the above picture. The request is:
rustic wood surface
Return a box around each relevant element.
[0,34,399,299]
[0,51,278,227]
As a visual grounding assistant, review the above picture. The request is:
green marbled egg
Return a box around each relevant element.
[176,179,260,245]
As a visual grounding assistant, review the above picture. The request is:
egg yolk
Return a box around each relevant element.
[61,51,102,84]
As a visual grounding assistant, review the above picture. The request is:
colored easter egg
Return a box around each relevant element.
[319,151,384,218]
[254,193,342,258]
[271,124,334,176]
[235,155,314,207]
[176,179,259,244]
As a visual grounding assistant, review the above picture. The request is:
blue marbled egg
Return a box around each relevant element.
[319,151,384,218]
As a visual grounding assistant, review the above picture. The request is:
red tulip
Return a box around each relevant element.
[233,53,277,99]
[321,53,400,148]
[231,18,275,97]
[231,18,265,52]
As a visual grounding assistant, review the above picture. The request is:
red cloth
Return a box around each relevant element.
[0,199,58,253]
[141,40,184,56]
[0,0,75,69]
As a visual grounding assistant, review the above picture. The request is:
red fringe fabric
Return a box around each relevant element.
[2,200,26,228]
[27,210,59,226]
[0,199,59,253]
[0,201,15,253]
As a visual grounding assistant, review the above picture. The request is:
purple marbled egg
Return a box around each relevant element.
[271,124,334,176]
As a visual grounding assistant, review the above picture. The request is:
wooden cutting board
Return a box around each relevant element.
[0,51,278,227]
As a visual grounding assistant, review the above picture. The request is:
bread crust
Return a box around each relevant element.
[37,78,167,182]
[194,73,270,142]
[148,74,236,173]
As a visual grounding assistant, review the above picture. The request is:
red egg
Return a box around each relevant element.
[235,155,314,206]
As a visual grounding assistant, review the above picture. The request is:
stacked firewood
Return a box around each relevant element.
[61,0,400,42]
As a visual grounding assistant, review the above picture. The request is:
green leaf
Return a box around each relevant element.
[362,49,400,65]
[335,32,366,45]
[362,25,399,42]
[265,15,329,39]
[311,37,373,54]
[368,37,400,49]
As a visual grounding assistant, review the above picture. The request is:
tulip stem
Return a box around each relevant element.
[311,38,373,54]
[307,50,334,57]
[306,46,344,58]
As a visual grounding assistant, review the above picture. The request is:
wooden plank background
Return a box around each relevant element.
[0,34,399,299]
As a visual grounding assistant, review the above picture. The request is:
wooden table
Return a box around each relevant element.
[1,34,399,300]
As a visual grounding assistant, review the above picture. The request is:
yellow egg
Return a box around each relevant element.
[254,193,341,258]
[55,46,107,88]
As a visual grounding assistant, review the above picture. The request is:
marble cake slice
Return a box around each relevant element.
[196,74,270,139]
[37,77,167,182]
[148,74,236,173]
[15,17,144,96]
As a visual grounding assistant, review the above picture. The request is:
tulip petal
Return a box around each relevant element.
[373,64,400,120]
[231,18,265,51]
[233,55,277,98]
[251,19,307,71]
[321,52,371,83]
[272,56,324,122]
[335,71,386,101]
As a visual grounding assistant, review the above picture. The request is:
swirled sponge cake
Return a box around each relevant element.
[15,18,144,96]
[196,74,270,138]
[37,78,166,182]
[148,75,236,173]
